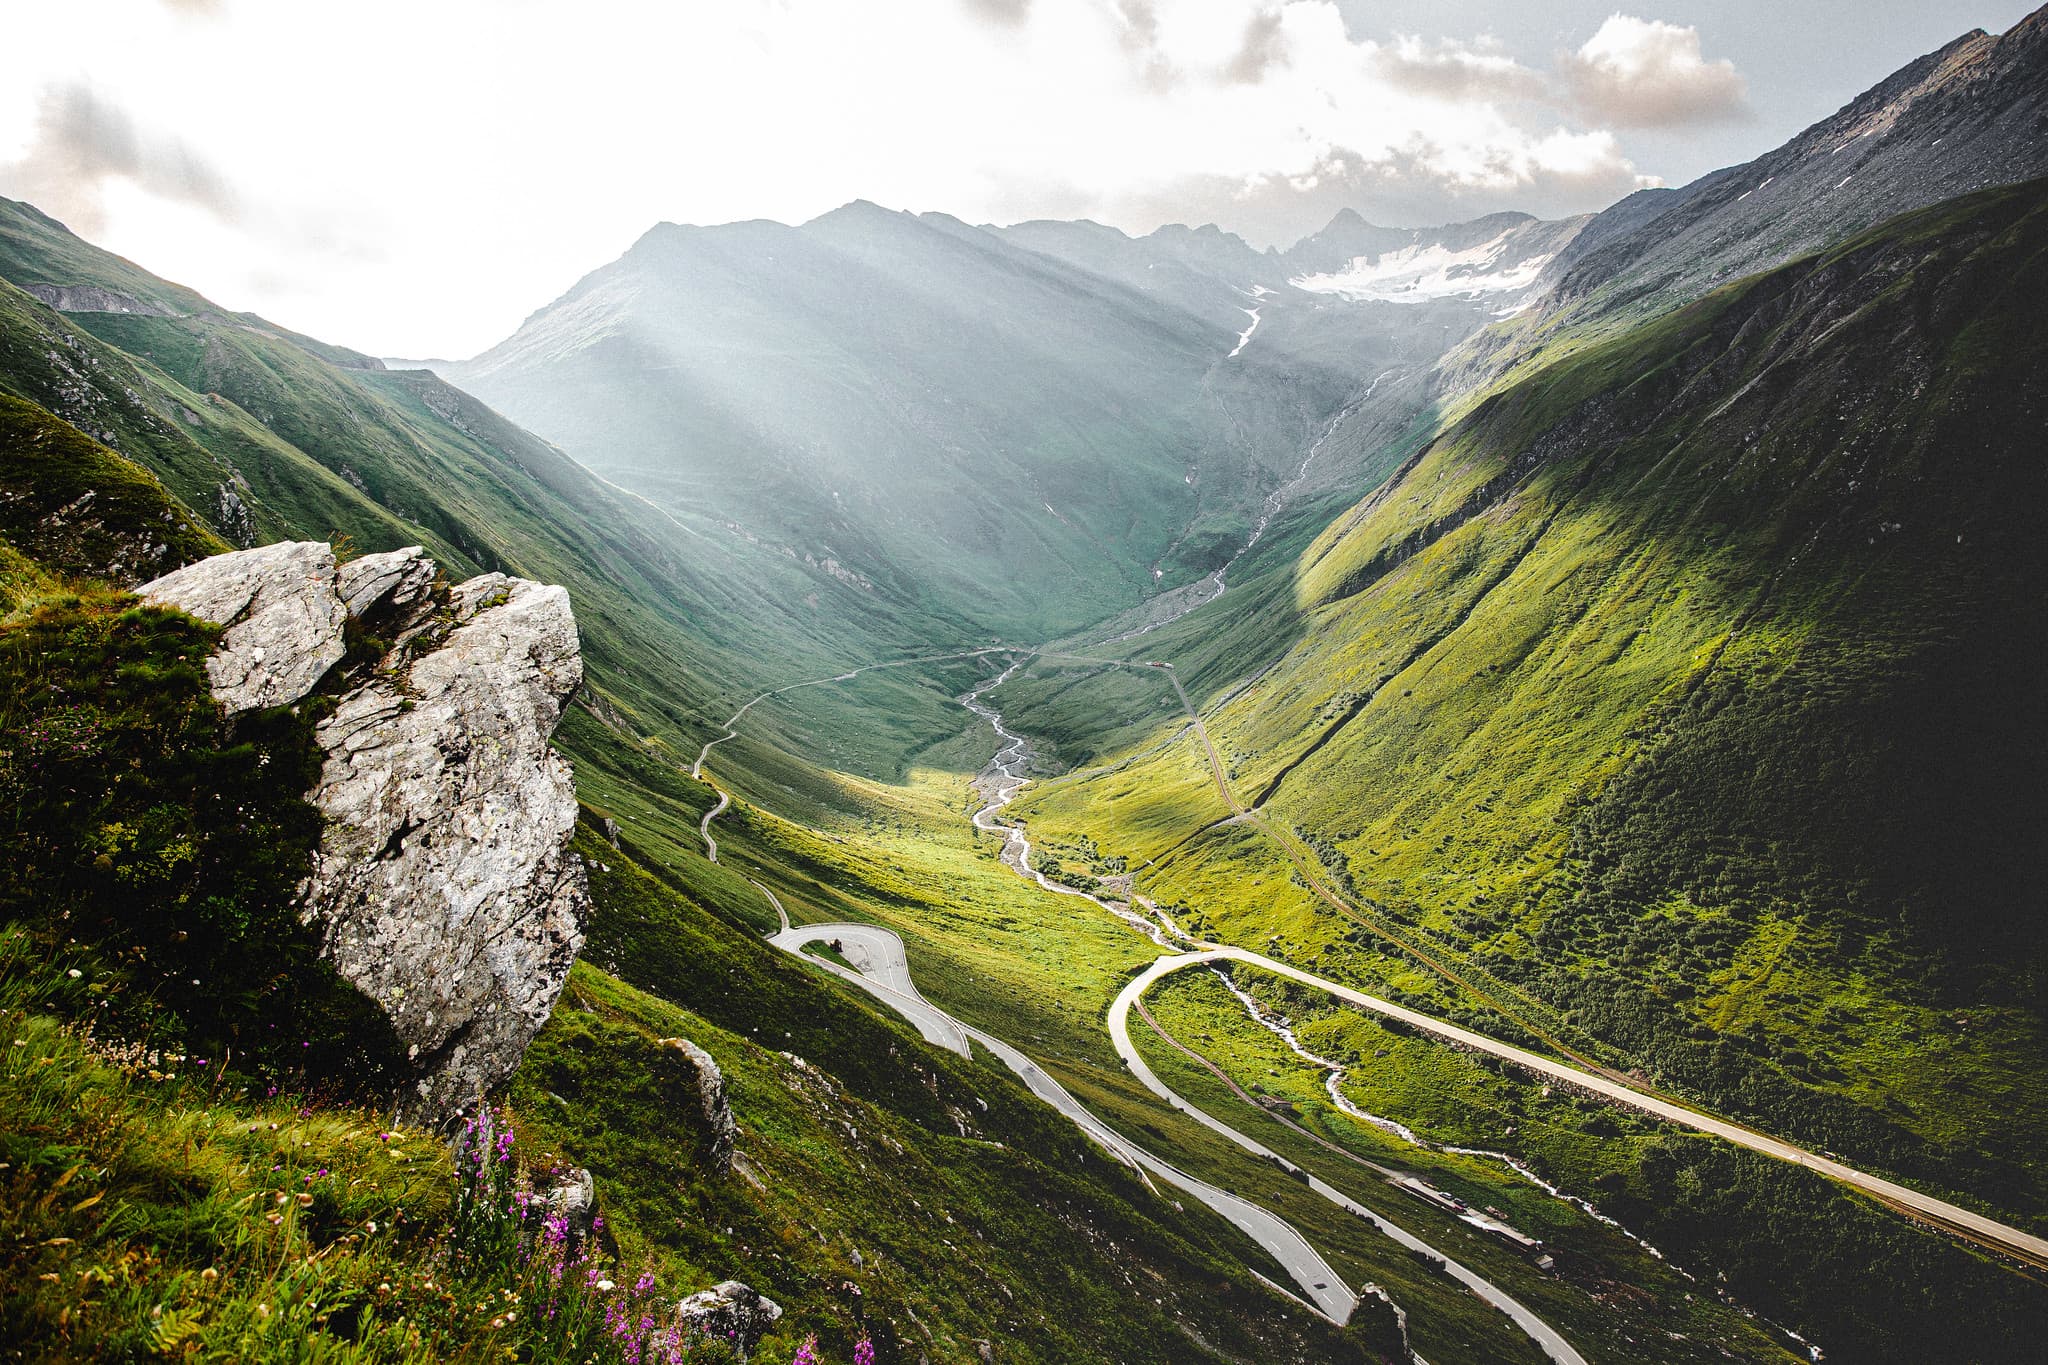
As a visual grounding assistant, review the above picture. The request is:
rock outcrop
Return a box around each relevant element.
[660,1037,737,1175]
[140,541,587,1121]
[24,282,173,316]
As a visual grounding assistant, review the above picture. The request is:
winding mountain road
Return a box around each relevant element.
[699,789,730,864]
[735,650,1594,1353]
[692,641,2048,1365]
[683,393,2048,1353]
[1129,948,2048,1270]
[1108,954,1589,1365]
[1110,668,2048,1273]
[765,916,1358,1324]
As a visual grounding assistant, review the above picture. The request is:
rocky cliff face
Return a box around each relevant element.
[140,541,587,1121]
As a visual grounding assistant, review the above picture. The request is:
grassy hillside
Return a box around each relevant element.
[0,399,1392,1362]
[597,663,1832,1363]
[1001,181,2048,1361]
[4,127,2045,1363]
[0,392,224,598]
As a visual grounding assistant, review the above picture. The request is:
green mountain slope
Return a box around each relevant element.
[1451,7,2048,411]
[5,14,2047,1360]
[0,393,1395,1363]
[1005,178,2048,1361]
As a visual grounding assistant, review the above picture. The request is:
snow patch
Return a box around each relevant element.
[1227,306,1262,358]
[1289,233,1554,304]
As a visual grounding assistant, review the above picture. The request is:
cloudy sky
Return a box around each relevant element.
[1,0,2031,357]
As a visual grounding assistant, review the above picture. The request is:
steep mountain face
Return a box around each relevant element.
[0,194,980,779]
[989,217,1270,329]
[986,206,1596,541]
[1543,8,2048,329]
[1277,9,2048,531]
[455,197,1616,644]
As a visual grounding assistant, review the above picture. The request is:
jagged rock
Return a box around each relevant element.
[336,545,436,621]
[673,1281,782,1354]
[311,573,584,1120]
[213,482,255,547]
[1346,1283,1414,1363]
[141,540,346,713]
[661,1036,737,1175]
[603,816,620,849]
[138,541,588,1122]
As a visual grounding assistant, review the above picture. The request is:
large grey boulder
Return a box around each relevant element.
[138,541,588,1121]
[313,570,585,1119]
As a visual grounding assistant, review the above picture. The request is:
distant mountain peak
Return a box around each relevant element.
[806,198,906,227]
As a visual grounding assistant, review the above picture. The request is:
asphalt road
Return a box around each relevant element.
[692,626,2048,1349]
[699,789,729,863]
[768,919,973,1057]
[1150,947,2048,1270]
[1131,662,2048,1272]
[1112,955,1592,1365]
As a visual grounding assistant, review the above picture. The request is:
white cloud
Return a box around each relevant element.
[2,84,238,237]
[1563,14,1750,127]
[1370,34,1548,104]
[961,0,1031,24]
[0,0,1706,355]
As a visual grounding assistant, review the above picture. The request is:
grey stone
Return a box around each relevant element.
[309,574,585,1121]
[141,540,346,714]
[545,1166,598,1241]
[336,545,436,621]
[25,282,172,316]
[674,1281,782,1354]
[449,572,515,622]
[661,1037,737,1175]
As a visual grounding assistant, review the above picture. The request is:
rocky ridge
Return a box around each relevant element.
[140,540,588,1121]
[1546,7,2048,317]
